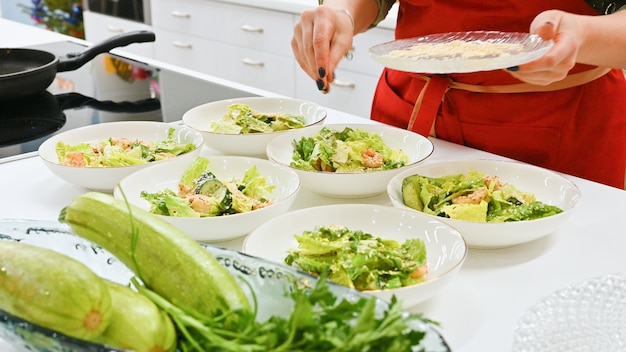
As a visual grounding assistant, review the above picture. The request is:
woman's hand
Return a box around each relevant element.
[506,10,584,85]
[291,6,355,93]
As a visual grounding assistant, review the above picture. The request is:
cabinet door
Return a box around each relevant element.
[214,42,295,97]
[153,28,217,75]
[83,11,154,58]
[339,27,394,75]
[295,68,380,119]
[150,0,225,40]
[218,3,295,57]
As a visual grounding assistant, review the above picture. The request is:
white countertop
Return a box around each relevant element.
[2,18,626,352]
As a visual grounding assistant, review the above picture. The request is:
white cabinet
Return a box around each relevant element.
[152,27,218,75]
[150,0,295,95]
[214,42,296,97]
[84,0,395,116]
[216,3,294,57]
[83,11,154,58]
[295,68,380,119]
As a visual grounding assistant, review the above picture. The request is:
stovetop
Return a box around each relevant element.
[0,40,162,159]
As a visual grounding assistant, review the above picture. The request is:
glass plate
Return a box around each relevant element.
[512,272,626,352]
[369,31,553,74]
[0,219,451,352]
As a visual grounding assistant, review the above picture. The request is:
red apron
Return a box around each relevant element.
[371,0,626,188]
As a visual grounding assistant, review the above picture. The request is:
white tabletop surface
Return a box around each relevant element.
[2,17,626,352]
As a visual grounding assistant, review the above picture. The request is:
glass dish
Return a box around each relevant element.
[0,219,451,352]
[513,272,626,352]
[369,31,553,74]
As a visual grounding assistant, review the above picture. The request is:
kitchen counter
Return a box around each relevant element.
[2,18,626,352]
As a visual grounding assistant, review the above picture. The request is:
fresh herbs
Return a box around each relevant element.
[133,274,435,352]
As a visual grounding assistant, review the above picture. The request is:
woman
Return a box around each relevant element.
[291,0,626,188]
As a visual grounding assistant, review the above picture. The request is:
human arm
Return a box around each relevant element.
[508,9,626,85]
[291,0,393,93]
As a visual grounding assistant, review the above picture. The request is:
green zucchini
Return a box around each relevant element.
[59,191,251,317]
[0,241,112,341]
[97,280,176,352]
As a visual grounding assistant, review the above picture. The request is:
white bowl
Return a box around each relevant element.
[38,121,203,192]
[114,155,301,242]
[243,204,467,308]
[182,97,327,158]
[265,123,434,198]
[387,159,582,249]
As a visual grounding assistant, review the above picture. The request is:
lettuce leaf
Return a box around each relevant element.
[289,127,408,173]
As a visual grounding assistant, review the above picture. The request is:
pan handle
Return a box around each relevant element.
[56,31,156,72]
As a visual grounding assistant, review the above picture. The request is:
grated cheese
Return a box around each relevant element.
[385,39,525,60]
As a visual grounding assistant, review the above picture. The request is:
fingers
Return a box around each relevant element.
[311,6,337,92]
[291,6,354,94]
[505,10,578,85]
[292,9,319,82]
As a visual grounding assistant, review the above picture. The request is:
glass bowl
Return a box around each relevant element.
[513,272,626,352]
[0,219,451,352]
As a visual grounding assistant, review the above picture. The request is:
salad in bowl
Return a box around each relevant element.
[266,123,434,198]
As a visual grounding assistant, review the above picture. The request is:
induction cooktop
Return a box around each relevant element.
[0,40,162,159]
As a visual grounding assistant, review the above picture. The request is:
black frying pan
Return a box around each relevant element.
[0,90,161,146]
[0,30,156,101]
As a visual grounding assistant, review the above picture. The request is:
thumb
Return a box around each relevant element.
[529,10,563,40]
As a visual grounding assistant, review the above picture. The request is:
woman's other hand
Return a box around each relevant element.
[507,9,626,85]
[506,10,582,85]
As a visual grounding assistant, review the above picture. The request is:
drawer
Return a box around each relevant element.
[218,3,295,57]
[150,0,225,41]
[84,11,154,58]
[214,43,295,97]
[153,28,218,75]
[340,27,395,75]
[295,68,380,119]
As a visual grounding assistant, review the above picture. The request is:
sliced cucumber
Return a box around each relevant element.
[194,172,232,211]
[401,175,424,211]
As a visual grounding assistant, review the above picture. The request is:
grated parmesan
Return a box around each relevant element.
[385,39,525,60]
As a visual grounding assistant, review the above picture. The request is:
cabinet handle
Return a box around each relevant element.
[173,41,193,49]
[171,10,191,19]
[241,58,264,67]
[106,25,124,33]
[344,47,355,61]
[332,79,356,89]
[240,24,264,33]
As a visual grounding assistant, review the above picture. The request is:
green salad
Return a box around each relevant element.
[56,127,196,168]
[140,156,275,217]
[209,103,306,134]
[285,225,428,291]
[401,170,564,222]
[290,127,409,172]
